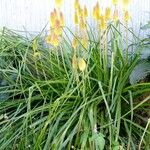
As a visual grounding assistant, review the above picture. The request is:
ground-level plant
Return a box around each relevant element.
[0,0,150,150]
[0,22,150,150]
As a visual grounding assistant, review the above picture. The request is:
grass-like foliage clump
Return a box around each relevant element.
[0,24,149,150]
[0,0,150,149]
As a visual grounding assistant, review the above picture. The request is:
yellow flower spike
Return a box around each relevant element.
[78,58,86,71]
[95,1,100,10]
[83,5,88,18]
[55,0,63,8]
[46,33,59,46]
[60,11,65,26]
[105,7,111,21]
[55,28,63,36]
[54,8,58,19]
[46,35,51,44]
[95,2,101,20]
[79,17,86,29]
[112,0,118,5]
[72,54,77,69]
[113,9,119,22]
[122,0,130,9]
[74,0,79,10]
[92,6,96,19]
[124,10,130,23]
[50,33,59,47]
[72,37,78,49]
[54,19,60,27]
[78,5,83,17]
[53,8,58,19]
[50,12,55,27]
[74,11,79,25]
[100,15,107,31]
[54,19,63,36]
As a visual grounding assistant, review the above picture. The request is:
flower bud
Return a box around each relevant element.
[55,0,63,8]
[78,58,86,71]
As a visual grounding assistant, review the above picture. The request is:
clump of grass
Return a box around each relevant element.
[0,0,150,149]
[0,23,149,150]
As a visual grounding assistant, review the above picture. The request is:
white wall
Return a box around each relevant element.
[0,0,150,36]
